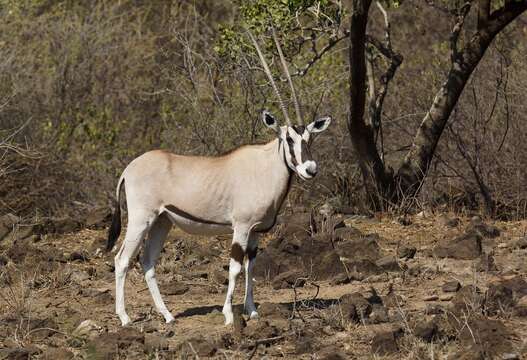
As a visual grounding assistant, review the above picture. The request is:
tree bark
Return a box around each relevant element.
[348,0,393,208]
[395,0,527,198]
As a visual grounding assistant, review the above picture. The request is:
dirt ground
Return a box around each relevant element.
[1,211,527,359]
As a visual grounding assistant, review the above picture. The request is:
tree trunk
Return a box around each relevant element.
[396,0,527,198]
[347,0,393,209]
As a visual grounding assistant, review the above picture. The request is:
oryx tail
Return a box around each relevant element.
[107,175,125,251]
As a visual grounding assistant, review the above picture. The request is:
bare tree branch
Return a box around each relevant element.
[450,2,471,64]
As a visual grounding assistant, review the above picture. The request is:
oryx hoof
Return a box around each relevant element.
[165,315,176,324]
[119,314,132,327]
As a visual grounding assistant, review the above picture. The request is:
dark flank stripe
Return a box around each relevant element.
[231,243,245,264]
[164,204,231,226]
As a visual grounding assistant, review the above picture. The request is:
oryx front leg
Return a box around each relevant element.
[222,226,248,325]
[114,211,155,326]
[244,233,259,320]
[141,214,174,324]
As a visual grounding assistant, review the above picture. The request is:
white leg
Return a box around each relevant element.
[244,233,259,319]
[114,211,155,326]
[222,226,249,325]
[141,214,174,324]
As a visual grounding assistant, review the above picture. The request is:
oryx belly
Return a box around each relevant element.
[162,204,233,235]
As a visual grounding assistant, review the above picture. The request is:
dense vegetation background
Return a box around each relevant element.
[1,0,526,220]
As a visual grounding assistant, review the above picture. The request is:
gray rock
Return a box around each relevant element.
[144,334,169,353]
[433,230,482,260]
[414,320,438,342]
[371,328,402,355]
[397,246,416,260]
[442,280,461,293]
[376,256,403,272]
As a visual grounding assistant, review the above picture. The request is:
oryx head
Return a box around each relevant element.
[248,27,332,180]
[262,110,331,180]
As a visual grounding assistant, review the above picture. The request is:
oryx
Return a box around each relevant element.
[106,29,332,326]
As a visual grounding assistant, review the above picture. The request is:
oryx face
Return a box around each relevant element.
[262,111,331,180]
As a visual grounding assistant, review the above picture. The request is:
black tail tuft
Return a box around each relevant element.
[106,199,121,252]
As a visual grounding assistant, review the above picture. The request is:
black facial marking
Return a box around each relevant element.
[292,125,306,135]
[231,243,244,264]
[286,133,298,167]
[314,119,326,130]
[264,113,274,125]
[300,139,312,163]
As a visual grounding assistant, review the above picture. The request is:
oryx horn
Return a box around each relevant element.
[247,30,292,126]
[271,25,303,125]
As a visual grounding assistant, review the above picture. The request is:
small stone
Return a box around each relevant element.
[271,270,306,290]
[442,280,461,293]
[71,270,90,283]
[161,281,189,295]
[497,242,508,249]
[502,353,520,360]
[438,214,460,228]
[375,256,403,272]
[416,210,429,219]
[362,287,383,305]
[339,293,372,322]
[513,237,527,249]
[467,218,500,238]
[294,334,315,354]
[144,334,169,352]
[514,295,527,316]
[333,226,362,241]
[212,269,228,285]
[316,346,347,360]
[425,304,444,315]
[433,230,482,260]
[85,207,112,229]
[397,246,416,260]
[414,320,438,342]
[177,336,217,357]
[397,216,412,226]
[72,320,102,338]
[330,273,350,285]
[41,347,74,360]
[68,251,89,262]
[486,283,514,315]
[371,330,400,355]
[423,294,438,301]
[243,320,278,339]
[439,294,454,301]
[476,253,498,272]
[257,302,290,319]
[369,305,389,324]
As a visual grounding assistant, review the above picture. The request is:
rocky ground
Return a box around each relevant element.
[1,208,527,359]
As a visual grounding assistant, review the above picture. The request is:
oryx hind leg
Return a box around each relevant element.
[115,209,157,326]
[141,213,174,324]
[244,232,259,320]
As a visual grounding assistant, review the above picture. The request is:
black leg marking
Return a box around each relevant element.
[247,246,258,260]
[231,243,245,264]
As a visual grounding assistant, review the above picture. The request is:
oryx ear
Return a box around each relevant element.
[307,116,331,133]
[262,110,279,133]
